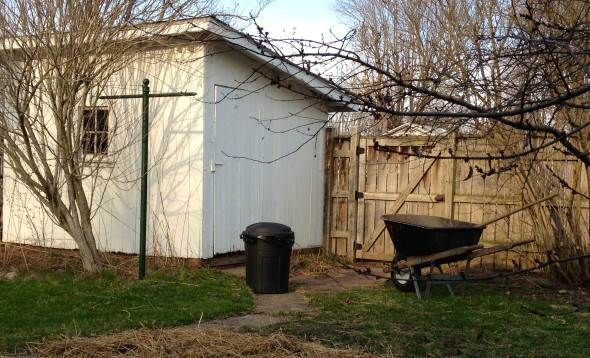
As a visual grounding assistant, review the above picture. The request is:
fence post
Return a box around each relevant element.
[444,133,458,219]
[355,136,367,260]
[347,127,360,260]
[322,127,334,253]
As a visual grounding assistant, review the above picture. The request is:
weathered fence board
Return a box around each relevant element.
[324,129,590,268]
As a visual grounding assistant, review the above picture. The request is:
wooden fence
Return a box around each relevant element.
[323,128,590,267]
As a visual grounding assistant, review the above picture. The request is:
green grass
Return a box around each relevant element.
[267,282,590,357]
[0,268,254,353]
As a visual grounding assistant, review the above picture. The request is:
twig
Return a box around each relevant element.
[483,252,590,280]
[338,260,386,280]
[147,280,201,287]
[197,311,203,328]
[411,252,590,283]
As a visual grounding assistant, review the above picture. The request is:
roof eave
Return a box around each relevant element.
[193,18,357,112]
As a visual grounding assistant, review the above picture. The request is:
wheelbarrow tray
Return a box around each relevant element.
[382,214,484,256]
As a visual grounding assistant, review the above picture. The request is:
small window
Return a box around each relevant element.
[82,108,109,154]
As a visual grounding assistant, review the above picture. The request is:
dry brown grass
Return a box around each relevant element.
[290,250,350,276]
[29,327,382,358]
[0,242,203,279]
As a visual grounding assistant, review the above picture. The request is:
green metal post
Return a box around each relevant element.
[139,78,149,280]
[99,81,196,280]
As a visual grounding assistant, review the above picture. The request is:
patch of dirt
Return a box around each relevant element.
[503,272,590,305]
[0,243,203,280]
[1,242,84,271]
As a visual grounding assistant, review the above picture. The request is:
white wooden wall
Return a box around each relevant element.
[3,41,330,259]
[201,43,328,258]
[3,45,208,258]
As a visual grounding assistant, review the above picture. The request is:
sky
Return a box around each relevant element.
[226,0,350,40]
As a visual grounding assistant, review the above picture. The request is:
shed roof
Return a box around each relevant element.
[1,16,355,112]
[161,17,356,112]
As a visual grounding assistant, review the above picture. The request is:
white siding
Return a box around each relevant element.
[3,45,208,258]
[201,44,327,258]
[3,176,73,248]
[3,39,329,259]
[94,45,208,257]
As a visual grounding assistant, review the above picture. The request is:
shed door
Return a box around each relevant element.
[213,85,263,254]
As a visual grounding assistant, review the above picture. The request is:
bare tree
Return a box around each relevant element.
[0,0,222,271]
[248,0,590,283]
[325,0,590,165]
[332,0,458,133]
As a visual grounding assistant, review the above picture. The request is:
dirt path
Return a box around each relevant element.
[197,266,387,332]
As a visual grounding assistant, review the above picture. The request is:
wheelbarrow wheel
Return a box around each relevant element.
[391,254,420,292]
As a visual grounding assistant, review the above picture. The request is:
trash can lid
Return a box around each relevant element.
[242,222,294,237]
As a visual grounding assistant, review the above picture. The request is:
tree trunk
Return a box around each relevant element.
[75,229,102,272]
[69,173,102,272]
[57,204,102,272]
[48,171,103,272]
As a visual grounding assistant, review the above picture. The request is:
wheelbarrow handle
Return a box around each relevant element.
[474,193,558,228]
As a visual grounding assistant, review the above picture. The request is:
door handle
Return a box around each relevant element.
[210,161,223,172]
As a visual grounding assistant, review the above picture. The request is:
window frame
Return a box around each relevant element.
[81,107,109,155]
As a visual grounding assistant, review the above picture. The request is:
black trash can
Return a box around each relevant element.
[240,222,295,294]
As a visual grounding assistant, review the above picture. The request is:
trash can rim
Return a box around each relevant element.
[242,222,294,237]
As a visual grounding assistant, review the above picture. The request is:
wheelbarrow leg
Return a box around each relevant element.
[441,265,456,297]
[425,263,455,299]
[410,267,422,300]
[460,259,474,297]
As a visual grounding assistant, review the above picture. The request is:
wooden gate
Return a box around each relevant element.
[323,128,582,266]
[323,127,455,261]
[353,132,456,261]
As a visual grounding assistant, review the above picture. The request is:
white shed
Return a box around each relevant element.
[2,18,351,259]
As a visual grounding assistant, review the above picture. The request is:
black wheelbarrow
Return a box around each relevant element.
[382,194,557,297]
[382,214,484,293]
